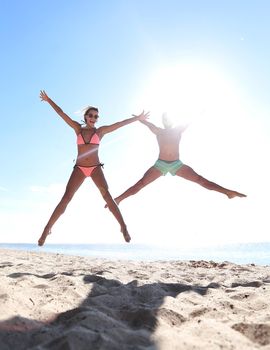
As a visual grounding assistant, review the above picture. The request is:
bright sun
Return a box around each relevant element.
[136,62,244,128]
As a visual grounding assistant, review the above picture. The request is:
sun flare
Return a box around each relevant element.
[136,62,243,128]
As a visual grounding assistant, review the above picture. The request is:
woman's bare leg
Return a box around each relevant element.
[38,167,85,246]
[91,167,131,243]
[114,166,162,205]
[176,164,247,198]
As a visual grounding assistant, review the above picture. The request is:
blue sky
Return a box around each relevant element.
[1,0,270,246]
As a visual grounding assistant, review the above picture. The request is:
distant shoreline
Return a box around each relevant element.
[1,241,270,265]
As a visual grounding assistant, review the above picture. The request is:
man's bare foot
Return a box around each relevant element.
[38,229,51,246]
[114,197,121,205]
[121,226,131,243]
[227,191,247,199]
[105,197,121,208]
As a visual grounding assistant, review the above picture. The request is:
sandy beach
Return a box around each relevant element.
[1,249,270,349]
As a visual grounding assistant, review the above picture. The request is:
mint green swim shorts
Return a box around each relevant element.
[154,159,183,176]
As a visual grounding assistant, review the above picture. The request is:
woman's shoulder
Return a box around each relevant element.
[95,126,104,135]
[75,124,83,134]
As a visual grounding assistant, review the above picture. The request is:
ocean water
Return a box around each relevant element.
[1,242,270,265]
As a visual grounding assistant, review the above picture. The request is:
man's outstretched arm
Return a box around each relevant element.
[139,119,161,135]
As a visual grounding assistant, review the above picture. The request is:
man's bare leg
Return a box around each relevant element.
[114,166,162,205]
[38,167,85,246]
[176,164,247,198]
[91,167,131,242]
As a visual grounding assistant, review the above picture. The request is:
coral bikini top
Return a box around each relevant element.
[77,131,100,145]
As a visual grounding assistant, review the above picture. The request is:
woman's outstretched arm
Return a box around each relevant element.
[99,110,150,136]
[40,90,81,133]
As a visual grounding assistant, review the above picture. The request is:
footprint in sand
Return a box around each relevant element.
[0,262,13,268]
[0,293,9,301]
[119,307,186,331]
[128,270,150,279]
[232,323,270,346]
[231,281,263,288]
[189,307,209,318]
[157,308,186,327]
[229,292,253,301]
[34,284,50,289]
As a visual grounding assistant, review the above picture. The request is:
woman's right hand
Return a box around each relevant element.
[40,90,50,102]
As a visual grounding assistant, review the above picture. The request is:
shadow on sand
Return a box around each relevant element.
[0,271,220,349]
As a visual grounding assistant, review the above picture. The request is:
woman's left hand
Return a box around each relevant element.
[132,110,150,121]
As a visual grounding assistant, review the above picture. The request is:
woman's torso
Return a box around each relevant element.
[75,127,102,166]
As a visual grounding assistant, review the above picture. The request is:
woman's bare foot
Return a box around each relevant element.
[121,225,131,243]
[38,229,51,246]
[226,191,247,199]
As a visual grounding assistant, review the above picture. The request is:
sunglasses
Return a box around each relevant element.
[86,113,99,120]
